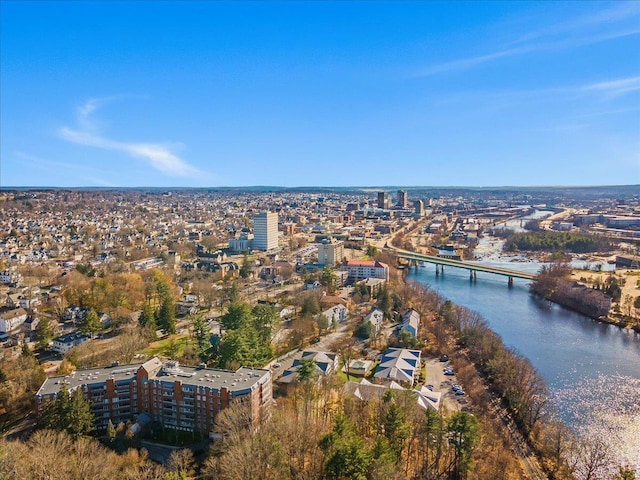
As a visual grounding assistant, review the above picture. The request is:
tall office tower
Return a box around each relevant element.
[377,192,389,209]
[253,211,279,251]
[317,238,345,266]
[397,190,408,209]
[414,199,425,217]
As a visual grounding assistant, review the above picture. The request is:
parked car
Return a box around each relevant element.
[439,355,449,362]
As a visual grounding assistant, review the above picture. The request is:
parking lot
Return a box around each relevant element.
[422,357,466,411]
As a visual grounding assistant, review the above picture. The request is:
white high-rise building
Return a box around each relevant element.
[317,238,345,266]
[253,211,279,251]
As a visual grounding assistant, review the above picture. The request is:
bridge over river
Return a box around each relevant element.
[389,248,538,285]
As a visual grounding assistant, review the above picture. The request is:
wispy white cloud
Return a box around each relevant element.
[417,46,535,77]
[415,4,640,77]
[513,2,640,44]
[59,97,202,178]
[581,76,640,96]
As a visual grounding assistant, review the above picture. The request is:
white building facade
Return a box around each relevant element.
[253,212,279,251]
[317,238,344,266]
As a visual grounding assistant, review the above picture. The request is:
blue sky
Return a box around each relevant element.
[1,1,639,187]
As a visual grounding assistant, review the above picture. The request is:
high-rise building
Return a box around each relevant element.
[414,199,425,217]
[397,190,408,209]
[317,238,345,266]
[253,211,279,251]
[377,192,389,209]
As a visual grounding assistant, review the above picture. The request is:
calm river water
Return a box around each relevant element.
[408,211,640,472]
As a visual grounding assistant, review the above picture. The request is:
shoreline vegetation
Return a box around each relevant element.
[526,258,639,332]
[486,225,638,332]
[391,266,633,479]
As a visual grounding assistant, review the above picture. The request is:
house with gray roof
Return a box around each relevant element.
[373,348,421,385]
[279,350,339,384]
[400,309,420,338]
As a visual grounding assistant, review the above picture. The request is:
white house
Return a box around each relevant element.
[279,351,339,384]
[400,309,420,338]
[0,308,28,333]
[374,348,421,385]
[0,270,22,285]
[365,307,384,336]
[344,379,441,411]
[320,304,348,325]
[51,332,89,354]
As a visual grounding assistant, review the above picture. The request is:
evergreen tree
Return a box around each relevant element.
[382,400,408,459]
[78,308,103,338]
[446,411,480,480]
[301,294,321,316]
[251,304,279,342]
[192,315,211,361]
[40,384,95,438]
[35,317,54,349]
[239,254,252,279]
[158,297,176,334]
[40,383,70,431]
[66,388,95,438]
[320,266,337,292]
[106,419,116,444]
[138,302,157,329]
[320,415,372,480]
[297,359,317,382]
[354,320,373,339]
[376,287,391,318]
[221,302,252,330]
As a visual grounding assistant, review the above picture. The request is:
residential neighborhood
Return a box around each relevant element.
[0,187,638,479]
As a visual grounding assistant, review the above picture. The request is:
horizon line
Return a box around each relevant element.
[1,184,638,190]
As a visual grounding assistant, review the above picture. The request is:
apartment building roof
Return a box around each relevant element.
[36,357,270,398]
[346,260,388,268]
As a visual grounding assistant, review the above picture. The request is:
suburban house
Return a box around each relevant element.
[400,309,420,338]
[0,307,28,333]
[364,307,384,336]
[279,351,339,384]
[344,378,441,411]
[344,359,375,377]
[373,348,422,386]
[320,304,348,325]
[51,332,90,354]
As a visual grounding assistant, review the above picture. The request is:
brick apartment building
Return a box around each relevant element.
[35,357,272,437]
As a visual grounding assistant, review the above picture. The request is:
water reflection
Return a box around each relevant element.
[409,264,640,471]
[552,375,640,474]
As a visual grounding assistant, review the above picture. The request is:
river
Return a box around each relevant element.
[408,211,640,473]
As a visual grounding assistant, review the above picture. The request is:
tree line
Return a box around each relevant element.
[504,231,613,254]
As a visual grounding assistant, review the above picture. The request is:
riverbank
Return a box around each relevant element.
[405,263,640,475]
[571,267,640,332]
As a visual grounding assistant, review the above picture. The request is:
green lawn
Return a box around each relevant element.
[144,335,191,358]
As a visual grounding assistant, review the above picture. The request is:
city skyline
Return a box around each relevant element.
[1,1,639,187]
